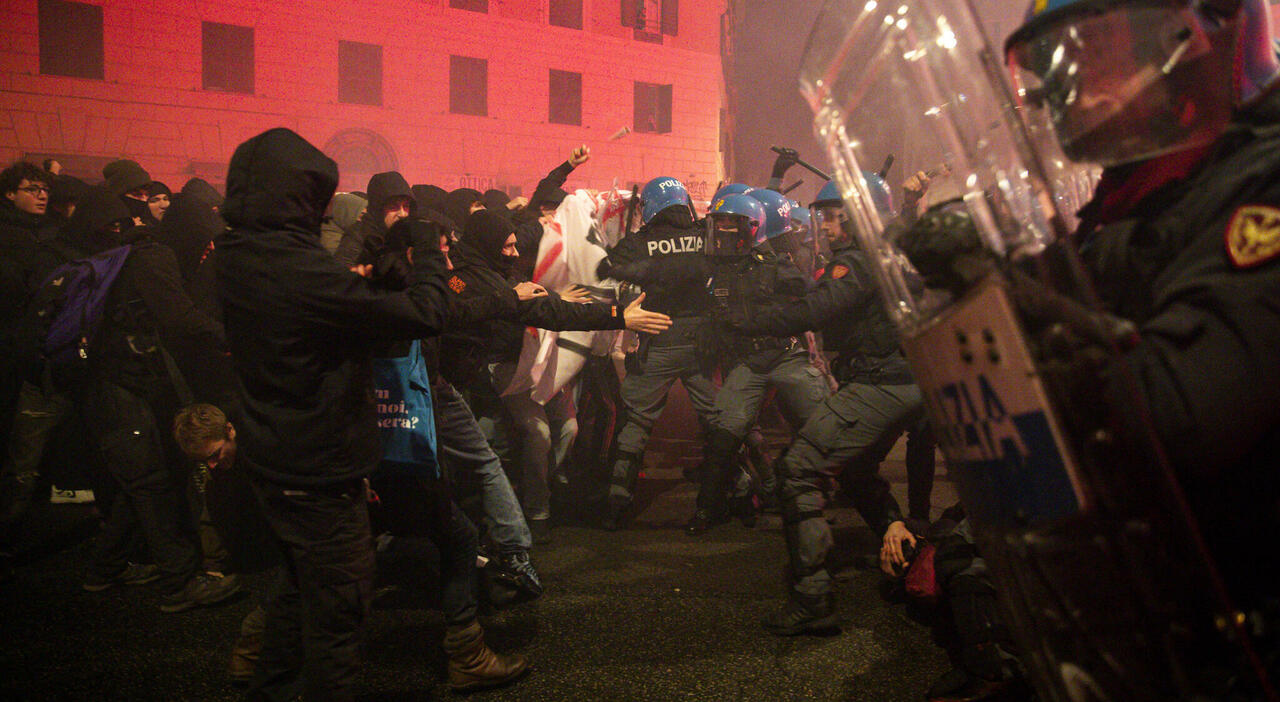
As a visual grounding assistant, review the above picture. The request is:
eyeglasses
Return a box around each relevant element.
[18,185,50,195]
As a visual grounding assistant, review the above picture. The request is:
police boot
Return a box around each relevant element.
[686,428,741,536]
[443,619,529,692]
[602,451,642,531]
[761,591,838,636]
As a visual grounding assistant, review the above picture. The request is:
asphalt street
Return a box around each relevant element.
[1,437,955,701]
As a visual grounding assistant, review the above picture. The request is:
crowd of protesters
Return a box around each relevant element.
[0,131,992,700]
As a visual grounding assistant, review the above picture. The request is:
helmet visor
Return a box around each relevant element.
[810,204,849,263]
[706,215,756,256]
[1006,1,1233,166]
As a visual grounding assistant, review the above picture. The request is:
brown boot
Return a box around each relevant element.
[228,605,265,684]
[442,620,529,692]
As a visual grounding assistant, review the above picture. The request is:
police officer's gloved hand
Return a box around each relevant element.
[770,148,800,180]
[1006,268,1138,353]
[894,201,998,296]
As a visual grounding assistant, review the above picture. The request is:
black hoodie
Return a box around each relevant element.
[180,178,224,212]
[215,128,454,487]
[333,171,415,268]
[438,209,626,387]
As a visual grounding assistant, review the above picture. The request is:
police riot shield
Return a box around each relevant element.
[799,1,1270,700]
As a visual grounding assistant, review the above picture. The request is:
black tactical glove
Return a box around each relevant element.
[769,148,800,181]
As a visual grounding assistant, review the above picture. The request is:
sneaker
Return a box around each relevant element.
[485,550,543,608]
[50,486,95,504]
[159,572,242,613]
[83,562,161,592]
[762,592,839,636]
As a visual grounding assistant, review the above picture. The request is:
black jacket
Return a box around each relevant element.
[215,128,455,487]
[598,207,712,320]
[0,202,48,357]
[1078,92,1280,607]
[734,246,913,385]
[509,160,580,279]
[439,240,625,388]
[96,238,226,396]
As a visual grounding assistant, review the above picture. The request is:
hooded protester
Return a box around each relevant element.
[47,173,90,227]
[214,128,528,697]
[319,192,366,255]
[332,170,415,268]
[102,159,155,226]
[180,177,224,214]
[441,208,672,542]
[31,183,241,613]
[443,187,484,235]
[508,147,590,278]
[146,181,171,223]
[482,188,511,211]
[412,184,448,214]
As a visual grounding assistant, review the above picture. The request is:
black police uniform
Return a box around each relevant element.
[596,208,718,523]
[690,244,830,532]
[1075,92,1280,618]
[732,245,932,626]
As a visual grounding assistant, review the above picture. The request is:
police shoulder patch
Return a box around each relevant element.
[1225,205,1280,269]
[830,264,850,279]
[448,275,466,293]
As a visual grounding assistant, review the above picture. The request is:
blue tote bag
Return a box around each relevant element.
[371,340,439,478]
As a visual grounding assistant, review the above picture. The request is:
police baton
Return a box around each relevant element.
[770,146,831,181]
[780,180,804,195]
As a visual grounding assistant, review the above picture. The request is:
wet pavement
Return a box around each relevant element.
[1,440,955,701]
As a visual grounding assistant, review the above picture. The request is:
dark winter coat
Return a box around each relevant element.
[214,128,454,487]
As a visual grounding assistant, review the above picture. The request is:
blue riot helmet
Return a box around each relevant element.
[789,200,813,246]
[1006,0,1280,166]
[640,176,692,224]
[705,194,766,257]
[712,182,753,202]
[861,171,894,220]
[744,188,794,241]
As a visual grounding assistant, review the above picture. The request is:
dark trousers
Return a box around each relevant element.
[368,470,479,625]
[778,382,924,597]
[85,379,199,594]
[247,476,375,702]
[434,381,531,553]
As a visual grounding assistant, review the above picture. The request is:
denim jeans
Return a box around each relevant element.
[433,381,531,553]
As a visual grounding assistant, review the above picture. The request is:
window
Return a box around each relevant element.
[450,0,487,12]
[338,41,382,106]
[38,0,103,79]
[549,0,583,30]
[634,82,672,134]
[202,22,254,94]
[450,56,488,116]
[549,70,582,126]
[621,0,678,42]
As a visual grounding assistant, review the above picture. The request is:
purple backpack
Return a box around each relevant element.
[36,245,133,369]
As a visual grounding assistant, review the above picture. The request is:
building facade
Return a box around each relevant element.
[1,0,726,198]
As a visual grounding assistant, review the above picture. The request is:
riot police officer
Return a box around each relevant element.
[595,177,718,530]
[687,192,830,535]
[1004,0,1280,691]
[719,180,931,634]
